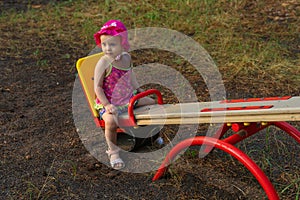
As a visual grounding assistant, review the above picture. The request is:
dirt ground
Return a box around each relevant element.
[1,1,299,200]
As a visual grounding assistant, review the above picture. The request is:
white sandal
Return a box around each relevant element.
[106,149,125,170]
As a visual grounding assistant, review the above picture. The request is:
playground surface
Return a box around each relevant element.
[1,1,299,199]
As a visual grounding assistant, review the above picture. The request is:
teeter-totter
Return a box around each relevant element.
[77,53,300,200]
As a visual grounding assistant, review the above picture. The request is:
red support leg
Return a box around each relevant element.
[223,123,270,145]
[272,122,300,144]
[153,137,279,200]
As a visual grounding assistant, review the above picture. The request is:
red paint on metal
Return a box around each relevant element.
[224,123,270,145]
[220,96,291,103]
[272,122,300,144]
[128,89,163,126]
[201,105,273,112]
[94,118,104,127]
[231,123,244,132]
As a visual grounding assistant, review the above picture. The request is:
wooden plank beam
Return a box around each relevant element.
[135,113,300,125]
[118,96,300,125]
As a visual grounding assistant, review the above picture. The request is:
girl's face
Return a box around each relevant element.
[100,35,123,59]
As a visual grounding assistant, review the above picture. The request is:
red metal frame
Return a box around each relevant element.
[78,77,299,198]
[142,93,300,199]
[220,96,291,103]
[201,105,273,112]
[223,122,271,145]
[152,121,300,199]
[128,89,164,126]
[152,137,280,200]
[272,121,300,143]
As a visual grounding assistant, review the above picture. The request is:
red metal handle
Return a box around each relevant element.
[128,89,163,126]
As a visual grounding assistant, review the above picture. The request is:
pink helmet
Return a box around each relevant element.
[94,19,130,51]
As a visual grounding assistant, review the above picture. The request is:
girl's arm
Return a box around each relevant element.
[94,58,118,114]
[94,58,110,107]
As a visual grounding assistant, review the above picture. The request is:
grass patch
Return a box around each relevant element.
[2,2,298,134]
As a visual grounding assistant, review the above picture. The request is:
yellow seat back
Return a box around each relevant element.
[76,52,104,118]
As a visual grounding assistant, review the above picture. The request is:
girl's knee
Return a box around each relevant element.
[103,114,118,129]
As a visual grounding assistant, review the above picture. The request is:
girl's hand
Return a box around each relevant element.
[105,104,117,114]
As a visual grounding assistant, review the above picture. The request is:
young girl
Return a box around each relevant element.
[93,20,155,170]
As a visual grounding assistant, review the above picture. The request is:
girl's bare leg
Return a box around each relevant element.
[103,113,118,149]
[102,113,124,169]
